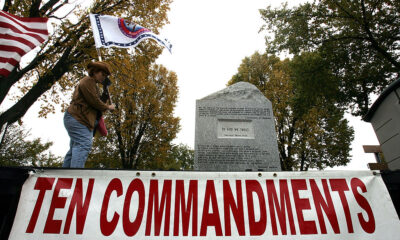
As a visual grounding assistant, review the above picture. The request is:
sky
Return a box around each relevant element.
[2,0,380,169]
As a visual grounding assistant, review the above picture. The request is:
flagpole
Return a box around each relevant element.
[96,48,102,61]
[95,47,112,105]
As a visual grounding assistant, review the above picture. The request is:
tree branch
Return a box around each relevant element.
[2,0,12,11]
[0,46,73,129]
[360,0,400,70]
[48,6,75,20]
[131,122,147,169]
[40,0,63,15]
[0,50,49,105]
[115,121,126,167]
[29,0,42,17]
[332,1,363,25]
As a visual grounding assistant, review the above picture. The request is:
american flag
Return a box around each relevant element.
[0,10,48,77]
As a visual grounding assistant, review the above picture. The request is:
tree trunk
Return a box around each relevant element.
[0,46,73,130]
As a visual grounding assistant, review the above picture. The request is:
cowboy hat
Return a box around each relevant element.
[87,61,111,75]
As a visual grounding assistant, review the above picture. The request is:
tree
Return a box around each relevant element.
[163,143,194,170]
[260,0,400,116]
[0,123,61,167]
[229,52,354,170]
[86,54,180,169]
[0,0,172,131]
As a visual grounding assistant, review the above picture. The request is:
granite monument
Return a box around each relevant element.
[194,82,281,171]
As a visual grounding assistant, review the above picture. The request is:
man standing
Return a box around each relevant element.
[63,61,115,168]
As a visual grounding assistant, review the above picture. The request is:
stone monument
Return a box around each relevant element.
[194,82,281,171]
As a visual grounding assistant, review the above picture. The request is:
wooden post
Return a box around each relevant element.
[363,145,388,170]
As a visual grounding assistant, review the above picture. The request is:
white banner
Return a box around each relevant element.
[89,14,172,53]
[9,170,400,239]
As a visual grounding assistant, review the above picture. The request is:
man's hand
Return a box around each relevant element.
[108,104,116,111]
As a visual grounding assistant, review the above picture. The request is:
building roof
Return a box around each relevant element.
[363,78,400,122]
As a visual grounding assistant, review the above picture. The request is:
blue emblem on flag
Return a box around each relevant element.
[118,19,150,38]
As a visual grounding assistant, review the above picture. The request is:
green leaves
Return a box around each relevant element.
[0,123,61,167]
[229,52,354,170]
[260,0,400,116]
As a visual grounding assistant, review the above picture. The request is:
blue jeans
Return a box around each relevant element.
[63,111,93,168]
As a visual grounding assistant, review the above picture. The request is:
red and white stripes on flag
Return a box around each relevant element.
[0,10,48,77]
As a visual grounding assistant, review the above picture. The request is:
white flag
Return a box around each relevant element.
[89,14,172,53]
